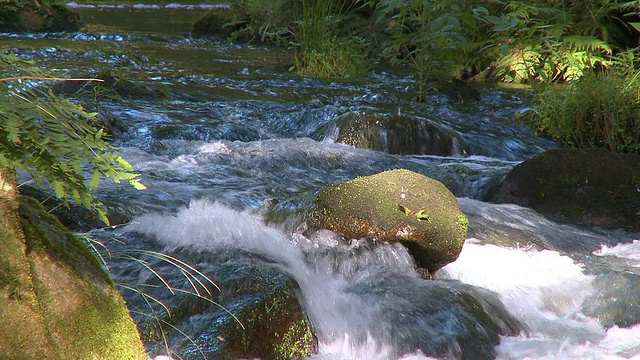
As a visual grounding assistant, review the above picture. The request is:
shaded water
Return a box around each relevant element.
[4,4,640,359]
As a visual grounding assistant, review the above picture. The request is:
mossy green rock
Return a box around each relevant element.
[491,148,640,230]
[0,169,147,360]
[214,276,317,359]
[0,2,81,32]
[309,169,467,273]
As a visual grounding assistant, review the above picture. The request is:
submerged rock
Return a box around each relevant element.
[0,169,146,359]
[346,271,522,360]
[491,148,640,231]
[308,169,468,274]
[312,112,466,156]
[583,268,640,329]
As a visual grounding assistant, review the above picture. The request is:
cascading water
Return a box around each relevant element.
[4,3,640,359]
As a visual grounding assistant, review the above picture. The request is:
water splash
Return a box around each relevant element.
[437,241,640,359]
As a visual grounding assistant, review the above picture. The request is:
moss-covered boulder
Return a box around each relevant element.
[312,112,466,156]
[149,264,317,359]
[0,1,81,32]
[491,148,640,231]
[210,275,317,359]
[0,170,147,359]
[308,169,468,274]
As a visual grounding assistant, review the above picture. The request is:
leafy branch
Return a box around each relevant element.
[0,51,145,225]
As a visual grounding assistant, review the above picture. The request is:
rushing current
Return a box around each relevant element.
[4,2,640,359]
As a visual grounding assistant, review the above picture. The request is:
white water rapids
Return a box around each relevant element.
[131,198,640,360]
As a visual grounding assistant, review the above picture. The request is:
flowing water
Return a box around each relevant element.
[4,3,640,359]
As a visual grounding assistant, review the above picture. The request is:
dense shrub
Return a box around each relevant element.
[528,65,640,154]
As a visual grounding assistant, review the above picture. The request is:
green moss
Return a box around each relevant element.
[213,276,316,359]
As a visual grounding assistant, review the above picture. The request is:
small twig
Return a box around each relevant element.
[0,76,105,83]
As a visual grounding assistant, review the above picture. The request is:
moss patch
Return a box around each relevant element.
[220,277,317,360]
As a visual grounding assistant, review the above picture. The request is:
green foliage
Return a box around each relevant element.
[371,0,471,100]
[226,0,295,44]
[471,0,633,83]
[292,0,370,77]
[0,52,145,225]
[528,60,640,154]
[295,36,369,78]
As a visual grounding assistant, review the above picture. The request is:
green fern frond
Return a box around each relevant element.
[562,35,612,54]
[0,52,145,226]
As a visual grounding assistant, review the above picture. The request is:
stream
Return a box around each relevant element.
[4,3,640,359]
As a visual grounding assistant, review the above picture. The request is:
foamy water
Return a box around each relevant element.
[130,200,640,360]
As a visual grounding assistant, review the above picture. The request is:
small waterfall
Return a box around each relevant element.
[129,199,520,359]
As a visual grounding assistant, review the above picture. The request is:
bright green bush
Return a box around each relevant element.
[471,0,636,83]
[530,63,640,154]
[0,52,145,225]
[292,0,370,78]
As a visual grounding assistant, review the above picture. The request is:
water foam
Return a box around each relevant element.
[437,241,640,359]
[595,240,640,265]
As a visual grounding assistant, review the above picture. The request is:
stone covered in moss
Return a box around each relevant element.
[491,148,640,230]
[0,1,81,32]
[215,276,317,359]
[0,168,147,360]
[312,112,465,156]
[309,169,467,273]
[163,264,317,359]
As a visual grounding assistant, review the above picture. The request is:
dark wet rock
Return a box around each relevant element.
[0,2,81,32]
[308,169,468,274]
[90,106,129,139]
[425,79,482,104]
[491,148,640,231]
[349,272,523,360]
[18,184,131,231]
[583,270,640,328]
[51,70,168,101]
[312,112,466,156]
